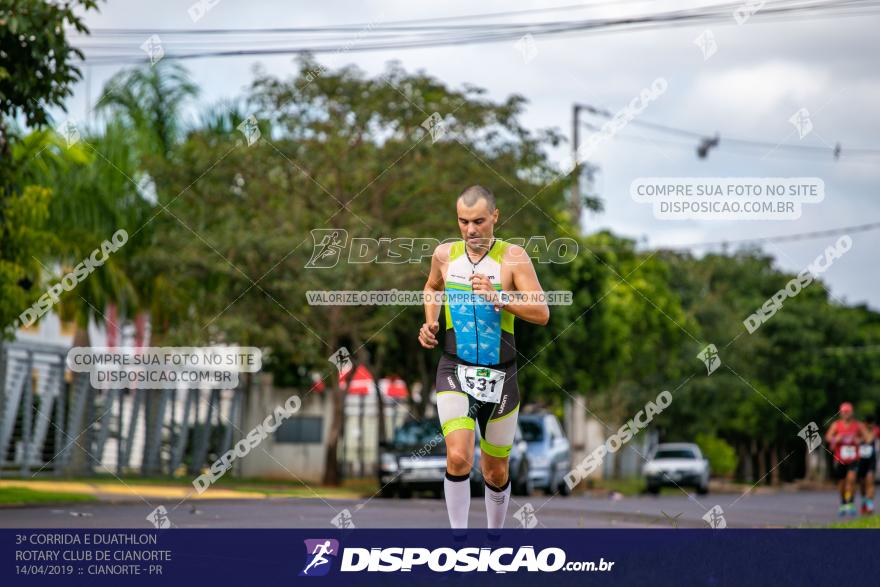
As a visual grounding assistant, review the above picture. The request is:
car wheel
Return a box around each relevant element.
[646,483,660,495]
[379,484,397,499]
[696,483,709,495]
[558,477,571,497]
[544,467,556,495]
[513,462,532,496]
[398,487,412,499]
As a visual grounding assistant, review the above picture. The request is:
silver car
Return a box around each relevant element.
[519,413,572,496]
[643,442,710,495]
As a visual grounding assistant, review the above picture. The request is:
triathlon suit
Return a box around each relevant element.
[831,420,861,479]
[857,424,879,480]
[434,239,520,459]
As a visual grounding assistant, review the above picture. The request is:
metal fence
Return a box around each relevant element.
[0,340,246,479]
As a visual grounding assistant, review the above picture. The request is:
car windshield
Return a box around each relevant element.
[519,420,544,442]
[393,421,442,446]
[653,448,697,460]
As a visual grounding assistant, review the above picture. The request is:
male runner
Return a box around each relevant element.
[418,185,549,531]
[825,402,867,516]
[857,414,879,514]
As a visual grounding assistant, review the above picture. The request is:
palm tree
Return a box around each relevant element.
[91,63,199,476]
[97,62,199,160]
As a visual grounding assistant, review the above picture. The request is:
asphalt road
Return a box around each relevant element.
[0,490,849,529]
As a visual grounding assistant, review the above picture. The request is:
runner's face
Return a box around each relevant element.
[457,197,498,252]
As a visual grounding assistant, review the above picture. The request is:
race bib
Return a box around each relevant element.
[860,445,874,458]
[840,445,857,460]
[455,365,505,403]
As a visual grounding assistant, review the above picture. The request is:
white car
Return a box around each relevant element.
[643,443,710,495]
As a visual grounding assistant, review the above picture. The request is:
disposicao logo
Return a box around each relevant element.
[300,539,340,576]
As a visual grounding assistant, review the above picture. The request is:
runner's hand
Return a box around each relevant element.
[419,321,440,348]
[470,273,501,310]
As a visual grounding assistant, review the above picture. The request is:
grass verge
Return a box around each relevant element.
[0,487,97,507]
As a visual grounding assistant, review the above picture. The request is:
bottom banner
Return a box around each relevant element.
[3,529,876,586]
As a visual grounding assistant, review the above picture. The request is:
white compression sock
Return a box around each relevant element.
[485,478,512,529]
[444,471,471,529]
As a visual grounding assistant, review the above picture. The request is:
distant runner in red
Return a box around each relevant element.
[825,402,868,517]
[857,414,879,514]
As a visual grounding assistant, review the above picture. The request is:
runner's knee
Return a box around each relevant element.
[447,446,473,475]
[481,455,509,487]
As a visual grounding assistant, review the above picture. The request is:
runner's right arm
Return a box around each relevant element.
[825,421,838,445]
[419,244,448,349]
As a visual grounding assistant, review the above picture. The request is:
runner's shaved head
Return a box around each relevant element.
[458,185,496,212]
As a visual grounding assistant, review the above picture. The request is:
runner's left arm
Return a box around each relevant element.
[506,245,550,325]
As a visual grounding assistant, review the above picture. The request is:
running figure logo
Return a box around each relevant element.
[798,421,822,453]
[328,347,352,375]
[513,503,538,529]
[702,505,727,529]
[306,229,348,268]
[300,539,340,577]
[697,344,721,375]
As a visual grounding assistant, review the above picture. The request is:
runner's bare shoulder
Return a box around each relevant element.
[433,241,453,264]
[503,242,531,267]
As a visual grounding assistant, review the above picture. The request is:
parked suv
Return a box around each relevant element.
[518,412,571,495]
[643,442,710,495]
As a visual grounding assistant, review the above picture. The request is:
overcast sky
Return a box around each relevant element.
[65,0,880,310]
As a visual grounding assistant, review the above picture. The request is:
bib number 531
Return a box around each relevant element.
[456,365,505,403]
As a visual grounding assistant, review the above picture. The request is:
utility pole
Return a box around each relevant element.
[571,103,582,226]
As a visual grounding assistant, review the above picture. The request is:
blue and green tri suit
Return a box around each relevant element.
[434,239,520,458]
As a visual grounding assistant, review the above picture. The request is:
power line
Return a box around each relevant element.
[73,0,880,65]
[82,0,658,35]
[660,220,880,250]
[80,0,878,35]
[581,116,880,159]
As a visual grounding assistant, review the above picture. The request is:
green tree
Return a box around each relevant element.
[0,0,99,336]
